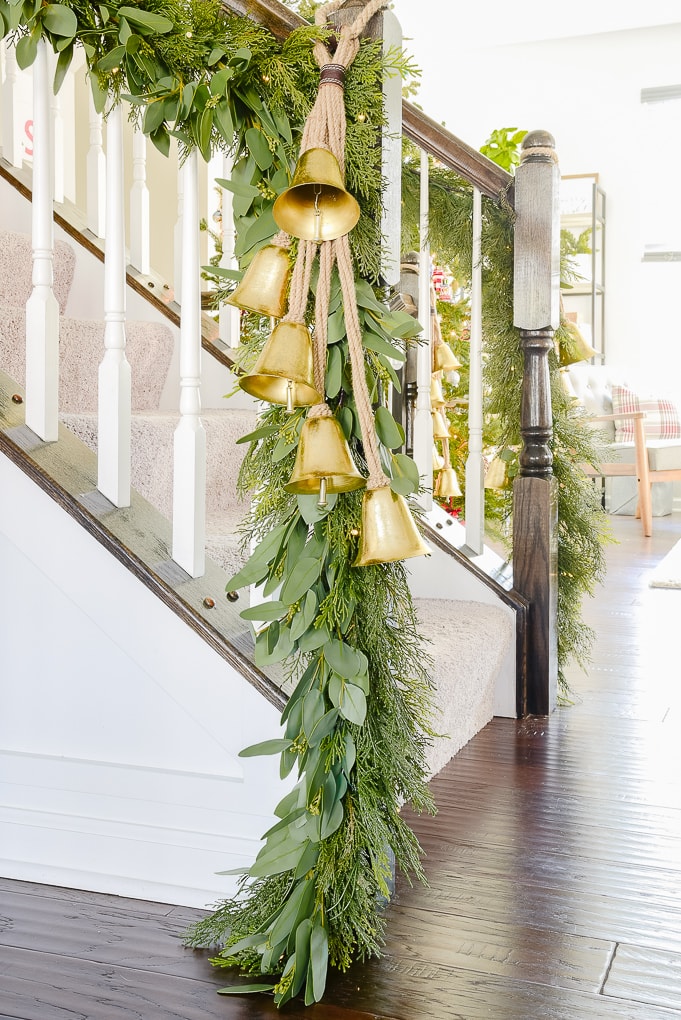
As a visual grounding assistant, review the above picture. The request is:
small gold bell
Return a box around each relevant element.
[353,486,430,566]
[433,343,461,373]
[434,467,462,498]
[432,410,451,440]
[558,320,598,366]
[239,321,322,409]
[430,376,446,408]
[273,148,360,242]
[227,244,291,319]
[484,455,508,490]
[432,444,445,471]
[284,415,366,506]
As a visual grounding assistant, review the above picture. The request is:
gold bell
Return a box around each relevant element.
[284,415,366,507]
[430,376,446,408]
[432,444,445,471]
[559,320,598,366]
[273,148,361,242]
[239,321,322,410]
[432,410,450,440]
[227,244,291,319]
[433,343,461,373]
[435,467,462,498]
[484,456,508,490]
[353,486,430,566]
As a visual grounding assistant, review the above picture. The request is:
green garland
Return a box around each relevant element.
[402,148,613,690]
[1,0,436,1005]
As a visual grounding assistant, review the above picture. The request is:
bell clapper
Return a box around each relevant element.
[286,379,294,413]
[313,183,323,243]
[317,476,328,509]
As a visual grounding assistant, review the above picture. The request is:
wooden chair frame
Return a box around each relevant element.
[581,410,681,537]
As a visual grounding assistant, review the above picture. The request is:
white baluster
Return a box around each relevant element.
[465,187,485,555]
[48,49,64,204]
[380,10,402,293]
[173,155,183,304]
[218,153,240,348]
[25,40,59,442]
[129,127,150,274]
[172,149,206,577]
[86,90,106,237]
[98,102,131,507]
[413,147,433,510]
[1,41,23,168]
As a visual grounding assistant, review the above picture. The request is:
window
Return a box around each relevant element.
[641,85,681,261]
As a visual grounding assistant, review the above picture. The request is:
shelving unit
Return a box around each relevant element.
[560,175,606,359]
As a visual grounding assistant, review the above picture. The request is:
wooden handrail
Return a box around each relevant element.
[221,0,514,205]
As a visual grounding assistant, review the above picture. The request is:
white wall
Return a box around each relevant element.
[0,451,287,906]
[396,14,681,403]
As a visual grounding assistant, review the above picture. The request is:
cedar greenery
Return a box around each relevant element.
[401,144,612,691]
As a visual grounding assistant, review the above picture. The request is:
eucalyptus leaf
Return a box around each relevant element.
[327,308,346,344]
[390,476,416,497]
[297,492,337,524]
[269,878,311,947]
[310,924,329,1001]
[215,176,260,200]
[245,126,274,170]
[143,99,166,136]
[375,405,405,450]
[117,6,173,33]
[15,33,39,70]
[88,71,108,115]
[292,919,313,996]
[302,688,325,741]
[149,126,170,158]
[41,3,77,37]
[239,600,287,622]
[218,984,275,996]
[324,638,361,680]
[96,44,126,73]
[354,278,386,314]
[320,797,343,840]
[213,100,235,146]
[280,556,322,606]
[261,806,307,841]
[53,43,73,93]
[250,839,306,878]
[307,708,339,748]
[293,840,319,880]
[235,208,277,258]
[297,625,330,652]
[363,329,406,363]
[325,345,343,398]
[238,738,292,758]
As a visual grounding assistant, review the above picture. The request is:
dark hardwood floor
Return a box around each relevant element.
[2,511,681,1019]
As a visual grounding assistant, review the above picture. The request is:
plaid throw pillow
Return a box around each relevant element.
[611,385,681,442]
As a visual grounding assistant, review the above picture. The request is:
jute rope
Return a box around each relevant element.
[292,0,390,477]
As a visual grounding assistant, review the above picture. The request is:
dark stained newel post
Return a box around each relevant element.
[512,131,560,716]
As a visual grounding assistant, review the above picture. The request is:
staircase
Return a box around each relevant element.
[0,207,517,906]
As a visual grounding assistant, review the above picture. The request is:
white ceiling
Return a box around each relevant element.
[391,0,681,48]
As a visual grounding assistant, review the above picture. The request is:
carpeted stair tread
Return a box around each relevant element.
[61,408,256,575]
[413,598,513,777]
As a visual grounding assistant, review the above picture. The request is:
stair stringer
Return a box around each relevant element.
[0,449,291,908]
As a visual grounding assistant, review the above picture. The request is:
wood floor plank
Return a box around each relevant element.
[603,944,681,1012]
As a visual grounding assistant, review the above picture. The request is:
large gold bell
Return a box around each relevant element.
[273,148,361,242]
[284,415,366,506]
[353,486,430,566]
[227,244,291,318]
[430,376,446,408]
[559,320,598,366]
[433,343,461,372]
[432,410,451,440]
[239,321,322,410]
[435,467,462,498]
